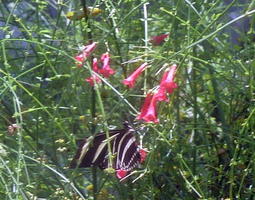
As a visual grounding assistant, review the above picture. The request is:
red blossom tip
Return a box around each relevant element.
[92,58,99,73]
[139,148,148,163]
[99,52,116,78]
[74,42,97,67]
[116,169,128,179]
[149,34,169,46]
[85,75,101,86]
[74,54,84,68]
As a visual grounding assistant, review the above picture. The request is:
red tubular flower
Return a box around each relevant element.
[122,63,148,88]
[161,64,178,94]
[141,95,159,123]
[137,93,159,123]
[75,42,97,67]
[136,93,153,120]
[85,75,101,86]
[154,70,169,102]
[116,169,128,179]
[99,52,115,78]
[155,64,178,102]
[149,34,169,46]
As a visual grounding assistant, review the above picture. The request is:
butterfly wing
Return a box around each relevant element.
[114,131,141,179]
[70,125,142,180]
[70,129,123,169]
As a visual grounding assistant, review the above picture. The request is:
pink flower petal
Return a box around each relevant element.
[122,63,148,88]
[83,42,97,54]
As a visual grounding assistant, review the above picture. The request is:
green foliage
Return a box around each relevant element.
[0,0,254,199]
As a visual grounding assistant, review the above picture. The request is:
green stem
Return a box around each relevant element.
[104,1,126,77]
[143,2,149,93]
[178,154,205,198]
[191,47,198,175]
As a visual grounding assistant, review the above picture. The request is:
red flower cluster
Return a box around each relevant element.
[71,39,178,180]
[85,53,116,86]
[123,64,178,123]
[73,43,116,86]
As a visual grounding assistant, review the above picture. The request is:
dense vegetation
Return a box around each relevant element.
[0,0,254,199]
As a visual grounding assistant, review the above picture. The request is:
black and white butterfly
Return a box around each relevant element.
[70,123,147,179]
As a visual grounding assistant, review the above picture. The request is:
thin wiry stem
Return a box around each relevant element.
[80,0,98,199]
[143,2,149,94]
